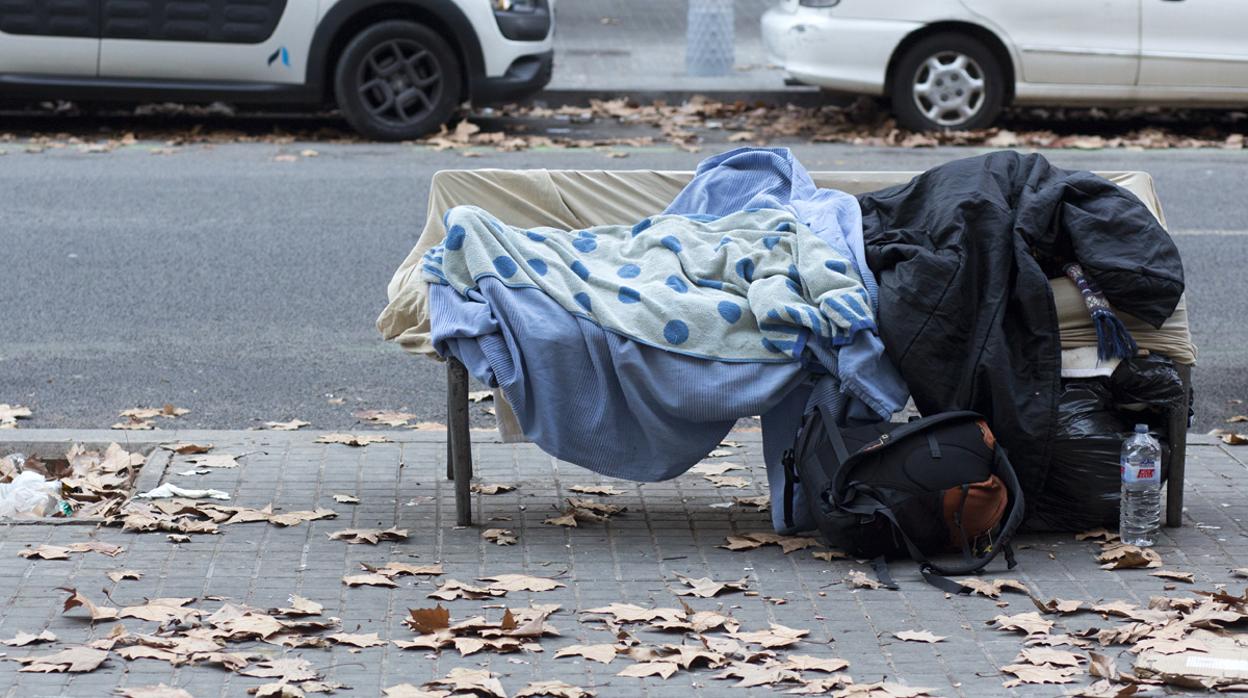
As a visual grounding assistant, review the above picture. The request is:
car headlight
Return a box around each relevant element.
[493,0,539,12]
[798,0,841,6]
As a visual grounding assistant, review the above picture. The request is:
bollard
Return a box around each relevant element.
[686,0,735,77]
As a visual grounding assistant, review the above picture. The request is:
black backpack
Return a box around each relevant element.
[784,407,1025,591]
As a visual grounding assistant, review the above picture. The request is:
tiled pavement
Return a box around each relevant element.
[1,428,1246,697]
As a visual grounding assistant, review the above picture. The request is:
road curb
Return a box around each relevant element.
[523,87,837,108]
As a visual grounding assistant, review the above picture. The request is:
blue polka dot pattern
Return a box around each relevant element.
[661,236,682,253]
[786,279,800,295]
[525,230,547,242]
[618,286,641,304]
[573,237,598,253]
[663,320,689,345]
[775,221,794,232]
[617,264,641,278]
[445,224,466,251]
[717,301,742,324]
[631,219,652,236]
[825,259,847,274]
[573,292,592,312]
[762,235,780,250]
[571,260,590,280]
[736,257,755,282]
[492,255,518,278]
[527,258,548,276]
[665,275,688,293]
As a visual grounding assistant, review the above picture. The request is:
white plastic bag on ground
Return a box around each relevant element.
[0,472,65,518]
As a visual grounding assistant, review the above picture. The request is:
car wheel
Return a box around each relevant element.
[334,20,461,141]
[889,33,1004,131]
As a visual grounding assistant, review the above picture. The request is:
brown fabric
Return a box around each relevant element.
[942,475,1008,549]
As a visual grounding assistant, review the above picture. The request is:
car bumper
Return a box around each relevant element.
[761,5,920,95]
[471,49,553,104]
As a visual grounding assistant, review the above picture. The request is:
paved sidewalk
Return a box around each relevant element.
[549,0,808,96]
[0,428,1245,697]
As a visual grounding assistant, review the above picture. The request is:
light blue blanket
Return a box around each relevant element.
[423,206,876,363]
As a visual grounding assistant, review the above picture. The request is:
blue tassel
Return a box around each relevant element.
[1093,311,1138,361]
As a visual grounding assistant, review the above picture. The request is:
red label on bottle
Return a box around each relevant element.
[1139,468,1155,479]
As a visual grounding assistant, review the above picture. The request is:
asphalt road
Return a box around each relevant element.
[1,139,1245,433]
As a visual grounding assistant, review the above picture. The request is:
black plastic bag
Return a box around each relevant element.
[1026,377,1171,532]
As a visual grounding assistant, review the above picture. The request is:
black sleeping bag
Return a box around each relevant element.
[857,151,1185,499]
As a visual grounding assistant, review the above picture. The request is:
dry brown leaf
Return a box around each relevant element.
[327,632,386,648]
[783,655,849,673]
[328,527,408,544]
[581,603,686,625]
[367,561,444,578]
[265,419,310,431]
[16,646,109,673]
[332,494,359,504]
[354,409,416,427]
[478,574,565,593]
[268,508,337,527]
[991,611,1054,635]
[960,577,1033,598]
[119,597,200,623]
[705,475,751,488]
[846,569,882,590]
[0,403,32,427]
[2,630,57,646]
[812,550,851,561]
[727,131,756,142]
[405,605,451,634]
[1150,569,1195,583]
[107,570,142,583]
[483,528,517,545]
[119,405,189,420]
[60,588,120,621]
[895,630,946,643]
[315,433,390,447]
[1077,528,1120,542]
[515,680,595,698]
[343,573,397,588]
[617,661,680,679]
[428,579,501,600]
[116,685,195,698]
[425,667,506,697]
[716,663,803,688]
[383,685,449,698]
[1221,432,1248,445]
[672,574,748,598]
[19,545,72,560]
[1098,543,1164,569]
[720,532,818,554]
[1000,662,1081,687]
[1033,597,1084,615]
[239,658,319,682]
[555,643,620,664]
[273,595,323,617]
[183,454,240,469]
[160,442,213,455]
[729,623,809,648]
[471,483,517,495]
[567,484,623,496]
[1016,647,1083,667]
[733,495,770,509]
[689,462,743,476]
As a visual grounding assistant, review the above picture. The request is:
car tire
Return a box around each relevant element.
[334,20,461,141]
[889,33,1004,132]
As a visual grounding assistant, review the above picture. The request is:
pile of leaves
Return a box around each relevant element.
[0,443,145,519]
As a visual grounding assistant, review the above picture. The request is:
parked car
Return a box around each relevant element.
[762,0,1248,131]
[0,0,554,140]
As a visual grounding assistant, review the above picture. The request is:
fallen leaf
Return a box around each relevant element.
[729,623,809,648]
[1150,569,1195,583]
[999,662,1080,687]
[265,420,310,431]
[960,577,1033,598]
[425,667,506,698]
[1076,528,1120,543]
[720,532,819,554]
[567,484,623,496]
[0,403,32,427]
[182,454,240,469]
[1098,543,1163,569]
[733,495,770,509]
[332,494,359,504]
[405,605,451,634]
[239,658,319,682]
[728,131,755,142]
[268,508,337,527]
[895,630,946,643]
[515,680,595,698]
[1032,597,1084,615]
[554,643,619,664]
[581,603,686,624]
[428,579,501,600]
[315,433,390,447]
[672,574,748,598]
[1015,647,1083,667]
[367,561,444,578]
[60,588,119,621]
[327,632,386,648]
[812,550,850,561]
[16,646,109,672]
[471,483,517,495]
[166,534,191,543]
[119,597,200,623]
[328,527,408,545]
[991,611,1054,636]
[617,661,680,679]
[705,475,751,488]
[343,573,397,588]
[273,595,323,617]
[1221,432,1248,445]
[383,685,448,698]
[478,574,565,593]
[354,409,417,427]
[2,630,57,646]
[107,570,142,583]
[160,442,213,454]
[845,569,882,590]
[716,663,803,688]
[689,462,743,476]
[483,528,517,545]
[116,685,195,698]
[19,545,71,560]
[783,655,849,673]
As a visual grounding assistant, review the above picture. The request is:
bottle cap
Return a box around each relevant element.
[1135,424,1148,434]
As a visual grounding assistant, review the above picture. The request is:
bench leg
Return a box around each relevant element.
[447,357,473,526]
[1166,363,1192,528]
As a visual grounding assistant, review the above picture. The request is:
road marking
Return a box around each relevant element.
[1171,228,1248,236]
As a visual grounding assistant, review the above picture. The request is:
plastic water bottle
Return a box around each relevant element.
[1120,424,1162,546]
